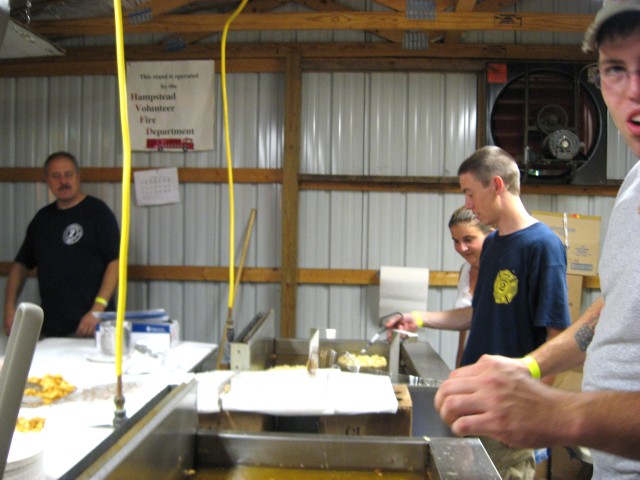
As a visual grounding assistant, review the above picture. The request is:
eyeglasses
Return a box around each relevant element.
[593,63,640,92]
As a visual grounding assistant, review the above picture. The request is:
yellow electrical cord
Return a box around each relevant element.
[106,0,247,375]
[221,0,249,310]
[112,0,132,379]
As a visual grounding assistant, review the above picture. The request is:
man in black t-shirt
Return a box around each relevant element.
[4,151,120,337]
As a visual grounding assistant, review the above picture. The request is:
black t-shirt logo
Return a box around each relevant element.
[63,223,84,245]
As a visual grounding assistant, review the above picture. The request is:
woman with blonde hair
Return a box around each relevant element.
[448,206,493,367]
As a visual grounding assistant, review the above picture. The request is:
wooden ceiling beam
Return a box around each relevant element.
[473,0,517,12]
[6,41,594,61]
[159,32,217,47]
[444,0,476,43]
[291,0,351,11]
[454,0,477,10]
[372,0,405,11]
[433,0,517,43]
[31,11,594,37]
[0,42,595,77]
[245,0,288,12]
[290,0,405,44]
[130,0,195,18]
[156,0,280,46]
[436,0,456,11]
[371,29,405,43]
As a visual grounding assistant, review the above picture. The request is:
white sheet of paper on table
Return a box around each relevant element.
[218,369,398,416]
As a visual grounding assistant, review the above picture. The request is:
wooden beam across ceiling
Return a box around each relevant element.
[31,11,594,37]
[365,0,525,47]
[444,0,478,43]
[371,0,406,10]
[131,0,194,17]
[0,42,595,77]
[290,0,405,43]
[245,0,285,12]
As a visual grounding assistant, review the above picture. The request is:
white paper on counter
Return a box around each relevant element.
[195,370,235,413]
[219,369,398,416]
[329,372,398,414]
[379,265,429,318]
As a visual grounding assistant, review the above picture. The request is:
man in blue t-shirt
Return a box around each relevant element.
[388,145,571,479]
[457,147,571,367]
[4,151,120,338]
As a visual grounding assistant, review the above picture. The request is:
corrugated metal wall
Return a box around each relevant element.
[298,71,478,363]
[0,68,625,367]
[0,0,632,367]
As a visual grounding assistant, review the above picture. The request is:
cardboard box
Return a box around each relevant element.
[549,446,593,480]
[317,384,412,437]
[199,411,272,432]
[549,369,593,479]
[130,319,180,351]
[566,274,584,323]
[532,211,601,276]
[95,319,180,355]
[552,369,583,392]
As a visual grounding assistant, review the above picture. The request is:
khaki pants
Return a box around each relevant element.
[481,436,536,480]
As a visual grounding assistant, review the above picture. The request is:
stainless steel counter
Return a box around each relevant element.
[60,378,500,479]
[8,338,216,479]
[15,330,502,479]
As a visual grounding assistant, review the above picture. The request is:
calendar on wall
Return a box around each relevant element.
[133,168,180,206]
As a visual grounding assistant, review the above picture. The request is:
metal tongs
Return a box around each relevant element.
[360,312,402,354]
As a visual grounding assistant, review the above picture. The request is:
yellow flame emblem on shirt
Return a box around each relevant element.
[493,269,518,304]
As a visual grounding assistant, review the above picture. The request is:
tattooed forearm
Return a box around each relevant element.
[575,316,599,352]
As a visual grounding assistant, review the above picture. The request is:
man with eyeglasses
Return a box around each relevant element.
[4,152,120,338]
[433,1,640,478]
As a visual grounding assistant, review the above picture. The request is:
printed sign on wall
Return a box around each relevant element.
[127,60,215,152]
[134,168,180,206]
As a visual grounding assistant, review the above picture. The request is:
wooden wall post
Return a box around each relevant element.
[280,48,302,338]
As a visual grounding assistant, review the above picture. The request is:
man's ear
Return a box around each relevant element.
[492,175,505,193]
